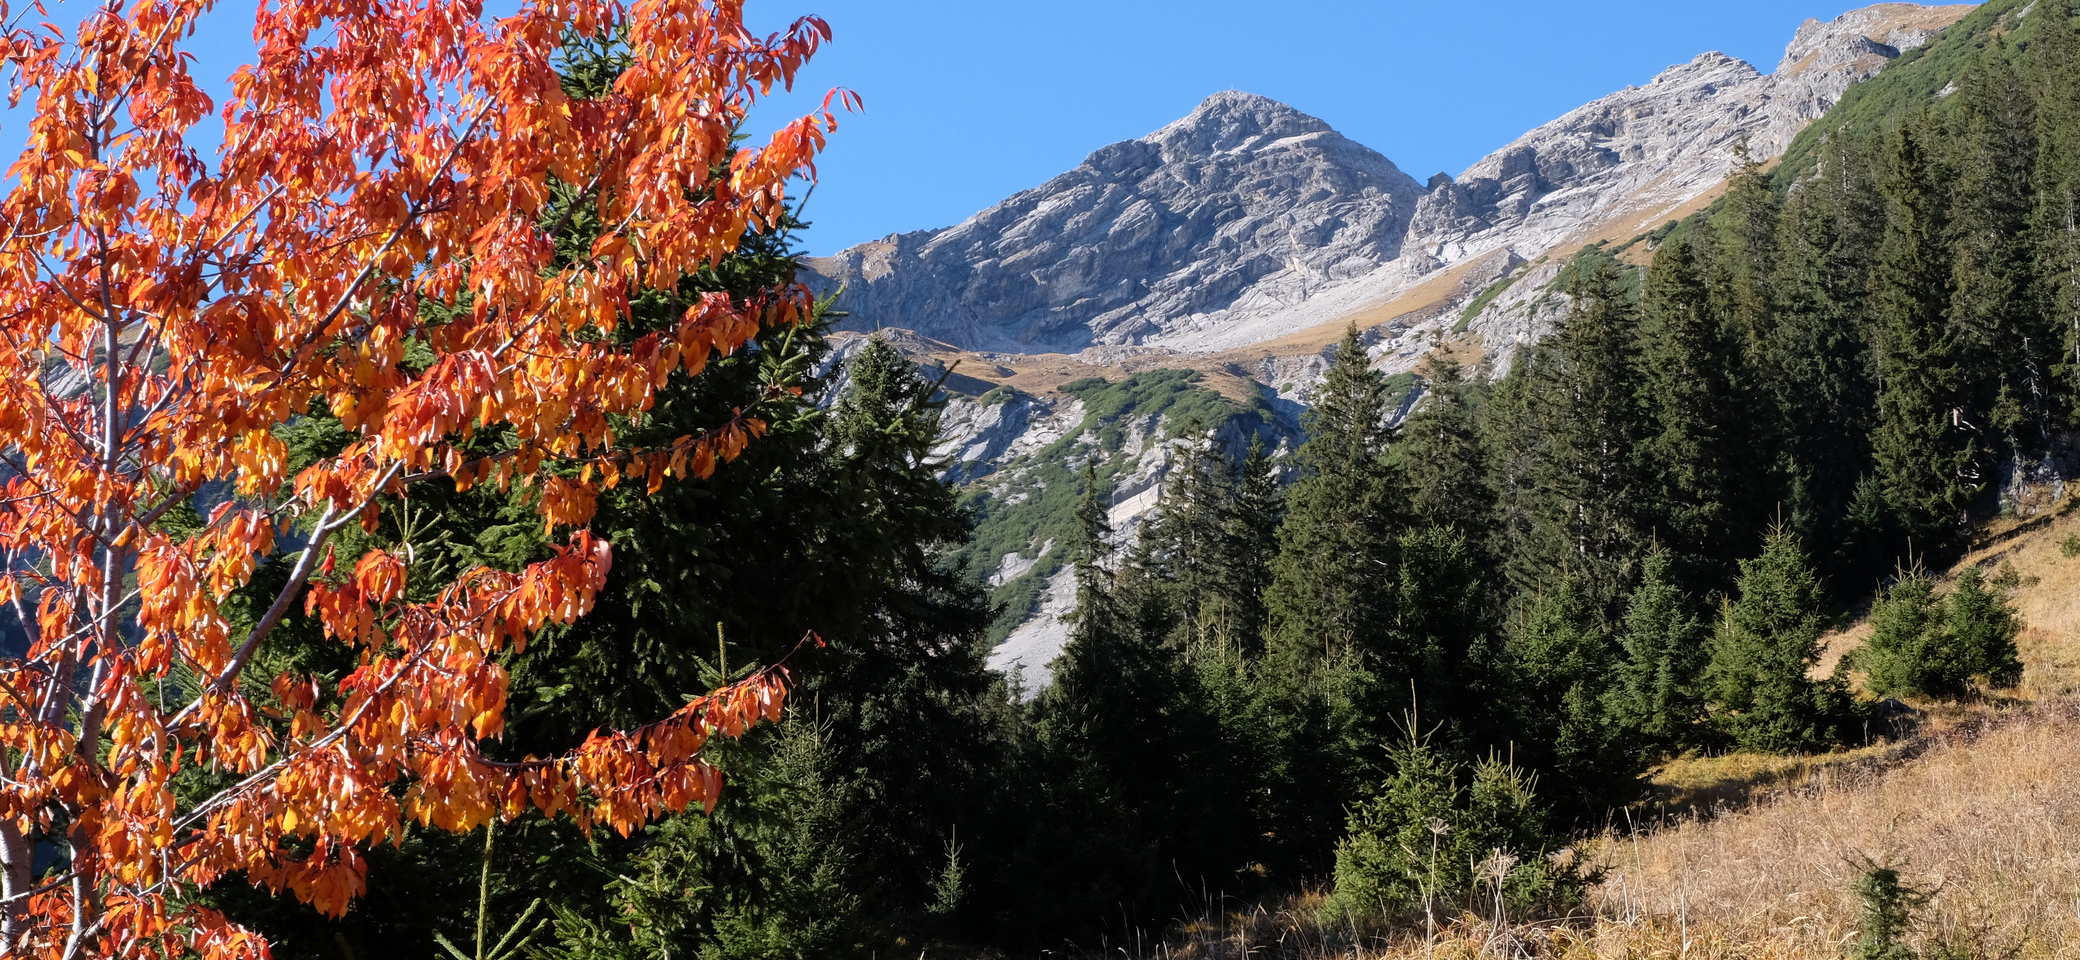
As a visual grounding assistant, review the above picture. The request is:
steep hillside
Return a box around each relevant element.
[1103,497,2080,960]
[1778,0,2053,182]
[1593,498,2080,960]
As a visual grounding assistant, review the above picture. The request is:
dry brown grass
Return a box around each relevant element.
[1598,699,2080,960]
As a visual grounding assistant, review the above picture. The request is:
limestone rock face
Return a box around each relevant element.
[1403,50,1773,273]
[803,91,1426,354]
[1761,4,1970,153]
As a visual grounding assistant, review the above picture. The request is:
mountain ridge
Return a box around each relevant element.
[806,3,1971,368]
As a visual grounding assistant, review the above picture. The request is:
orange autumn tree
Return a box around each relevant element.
[0,0,853,952]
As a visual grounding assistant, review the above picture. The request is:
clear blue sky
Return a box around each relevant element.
[1,1,1932,255]
[745,1,1922,254]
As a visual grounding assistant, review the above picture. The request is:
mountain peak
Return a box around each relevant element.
[1150,91,1335,155]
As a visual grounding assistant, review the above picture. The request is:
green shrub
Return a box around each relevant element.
[1455,268,1526,332]
[1857,566,2022,700]
[1322,733,1577,924]
[1850,863,1922,960]
[2060,533,2080,559]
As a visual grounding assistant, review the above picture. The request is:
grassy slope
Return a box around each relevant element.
[1594,496,2080,960]
[1775,0,2045,185]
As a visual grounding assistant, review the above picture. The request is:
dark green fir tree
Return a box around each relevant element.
[1708,143,1784,354]
[1606,551,1710,753]
[1393,357,1493,539]
[1945,44,2049,451]
[1497,259,1652,617]
[1705,528,1857,753]
[1767,134,1883,576]
[2033,0,2080,421]
[1866,121,1979,562]
[1636,232,1763,593]
[1263,323,1403,677]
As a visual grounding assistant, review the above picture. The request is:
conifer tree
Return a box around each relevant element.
[1946,45,2048,451]
[1503,260,1652,616]
[1394,358,1493,539]
[1021,464,1255,940]
[1705,529,1856,752]
[1709,144,1784,353]
[1258,327,1404,873]
[2034,0,2080,421]
[1135,431,1237,648]
[1482,359,1543,592]
[1947,565,2025,691]
[1264,324,1403,675]
[1768,135,1883,574]
[1220,435,1284,652]
[1607,552,1709,752]
[1859,565,1960,700]
[1636,233,1762,591]
[1018,465,1174,936]
[1859,564,2022,700]
[1868,121,1979,561]
[1497,577,1632,813]
[1396,524,1498,731]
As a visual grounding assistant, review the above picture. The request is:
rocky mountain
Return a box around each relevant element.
[809,3,1976,685]
[807,92,1427,355]
[809,4,1969,363]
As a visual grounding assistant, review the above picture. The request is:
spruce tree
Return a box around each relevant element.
[1705,528,1856,753]
[1868,121,1979,562]
[1259,327,1403,873]
[1768,134,1883,576]
[1946,45,2049,451]
[1859,564,2022,700]
[1219,435,1283,652]
[1497,576,1631,814]
[1636,232,1762,592]
[1607,551,1709,753]
[1946,565,2024,691]
[1020,465,1176,937]
[1396,524,1498,733]
[2034,0,2080,423]
[1503,259,1652,617]
[1264,323,1403,676]
[1134,430,1237,648]
[1859,565,1962,700]
[1709,143,1784,353]
[1393,358,1493,539]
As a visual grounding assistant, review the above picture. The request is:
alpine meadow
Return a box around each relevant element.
[1,1,2078,959]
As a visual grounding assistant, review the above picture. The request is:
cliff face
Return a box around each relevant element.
[805,4,1970,361]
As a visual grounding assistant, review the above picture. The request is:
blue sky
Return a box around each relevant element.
[0,0,1917,254]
